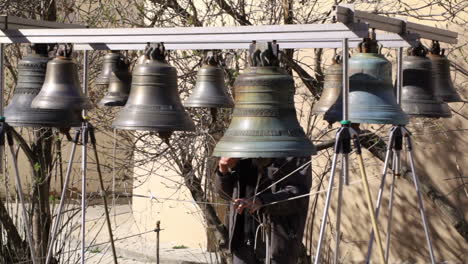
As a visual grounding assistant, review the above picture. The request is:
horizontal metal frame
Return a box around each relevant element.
[74,33,418,50]
[0,23,369,45]
[334,4,457,44]
[0,15,85,29]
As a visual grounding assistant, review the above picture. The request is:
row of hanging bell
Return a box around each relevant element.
[213,42,316,158]
[96,51,132,106]
[112,43,195,137]
[401,43,451,118]
[4,44,84,127]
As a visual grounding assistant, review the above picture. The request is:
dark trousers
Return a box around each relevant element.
[232,244,260,264]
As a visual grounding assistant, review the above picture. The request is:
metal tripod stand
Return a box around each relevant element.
[364,125,436,263]
[0,119,38,264]
[45,121,118,264]
[313,122,386,264]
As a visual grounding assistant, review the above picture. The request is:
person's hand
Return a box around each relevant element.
[233,198,262,214]
[218,157,240,174]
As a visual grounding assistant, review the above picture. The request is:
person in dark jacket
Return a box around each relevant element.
[216,157,312,264]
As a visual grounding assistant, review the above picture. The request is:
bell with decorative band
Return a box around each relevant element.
[213,42,316,158]
[326,34,408,125]
[427,40,464,102]
[401,43,451,118]
[112,43,195,133]
[5,44,82,127]
[312,55,343,124]
[31,43,91,110]
[184,51,234,108]
[99,61,131,107]
[96,51,127,86]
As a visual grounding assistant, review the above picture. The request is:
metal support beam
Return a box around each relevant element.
[0,15,85,30]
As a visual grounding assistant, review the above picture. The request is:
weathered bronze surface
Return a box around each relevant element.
[427,41,463,102]
[99,63,131,107]
[112,43,195,132]
[184,51,234,108]
[326,37,408,125]
[312,56,343,123]
[401,44,451,118]
[31,44,90,110]
[213,42,316,158]
[5,44,82,127]
[96,51,126,85]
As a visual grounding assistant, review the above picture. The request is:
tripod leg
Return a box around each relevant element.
[89,127,119,264]
[6,129,38,264]
[45,129,80,264]
[384,151,397,263]
[355,138,386,264]
[333,154,345,264]
[365,128,396,263]
[406,137,436,264]
[80,126,89,264]
[314,152,340,264]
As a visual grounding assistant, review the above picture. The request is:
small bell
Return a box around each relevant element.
[401,43,451,118]
[96,51,126,85]
[5,44,82,127]
[427,41,464,102]
[31,43,91,110]
[112,43,195,133]
[99,59,131,107]
[312,55,343,124]
[326,34,408,125]
[213,42,316,158]
[184,51,234,108]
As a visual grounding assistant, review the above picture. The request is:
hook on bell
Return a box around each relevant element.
[112,43,195,133]
[5,44,82,127]
[213,42,316,158]
[184,51,234,108]
[31,43,91,110]
[401,43,451,118]
[427,40,464,102]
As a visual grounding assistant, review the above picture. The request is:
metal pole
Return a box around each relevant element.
[384,153,397,263]
[406,136,436,264]
[0,44,5,173]
[314,147,340,263]
[365,128,396,263]
[342,38,349,121]
[45,130,80,264]
[80,49,89,264]
[7,134,38,264]
[156,221,160,264]
[396,47,403,105]
[333,155,345,264]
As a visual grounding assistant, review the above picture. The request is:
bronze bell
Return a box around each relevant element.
[326,35,408,125]
[31,44,91,110]
[312,55,343,123]
[427,41,464,102]
[184,51,234,108]
[112,43,195,133]
[96,51,126,85]
[213,42,316,158]
[401,44,451,118]
[99,59,131,107]
[5,44,82,127]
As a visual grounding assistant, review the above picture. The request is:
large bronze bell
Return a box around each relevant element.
[99,60,131,107]
[184,51,234,108]
[427,41,464,102]
[312,55,343,123]
[327,36,408,125]
[5,44,82,127]
[401,44,451,118]
[96,51,126,85]
[31,44,91,110]
[213,42,316,158]
[112,43,195,132]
